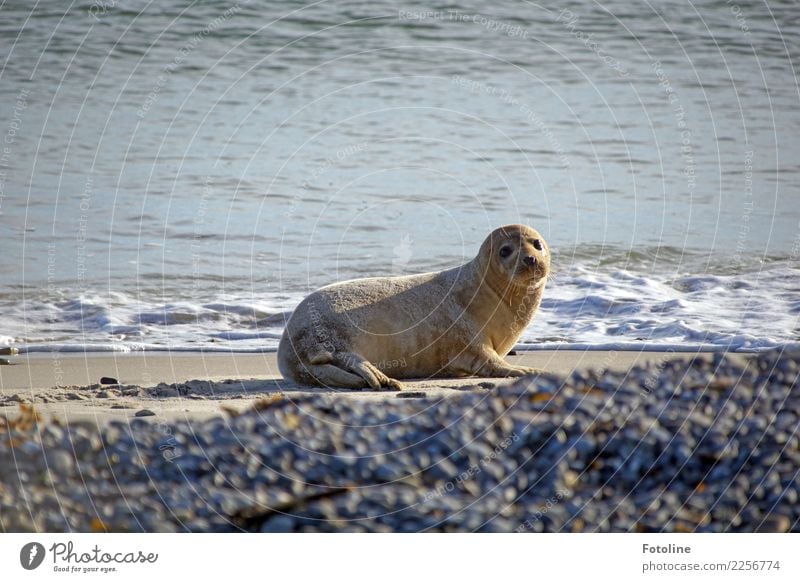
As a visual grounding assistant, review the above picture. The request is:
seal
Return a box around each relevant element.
[277,224,550,389]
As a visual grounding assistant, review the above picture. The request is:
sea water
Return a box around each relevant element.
[1,0,798,353]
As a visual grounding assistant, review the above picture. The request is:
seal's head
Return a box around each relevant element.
[479,224,550,289]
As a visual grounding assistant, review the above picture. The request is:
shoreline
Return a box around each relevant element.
[14,341,798,354]
[1,349,755,425]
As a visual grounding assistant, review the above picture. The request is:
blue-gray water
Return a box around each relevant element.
[0,0,798,351]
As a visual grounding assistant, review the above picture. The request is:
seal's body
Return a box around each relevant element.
[277,224,550,389]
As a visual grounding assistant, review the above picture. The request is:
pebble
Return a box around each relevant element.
[0,351,798,533]
[396,391,427,399]
[45,450,74,474]
[259,515,295,533]
[100,377,119,385]
[755,514,791,533]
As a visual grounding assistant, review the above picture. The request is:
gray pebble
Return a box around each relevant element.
[754,514,791,533]
[45,450,74,474]
[260,515,295,532]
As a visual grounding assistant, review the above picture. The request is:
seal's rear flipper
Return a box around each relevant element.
[303,363,367,389]
[334,352,405,391]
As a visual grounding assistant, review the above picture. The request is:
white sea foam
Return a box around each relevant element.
[2,262,798,353]
[524,263,799,351]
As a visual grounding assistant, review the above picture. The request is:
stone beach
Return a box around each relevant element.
[0,350,798,532]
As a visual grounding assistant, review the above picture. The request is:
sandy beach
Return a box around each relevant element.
[1,347,797,533]
[0,349,741,425]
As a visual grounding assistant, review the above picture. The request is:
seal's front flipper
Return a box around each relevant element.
[474,351,545,378]
[506,365,545,377]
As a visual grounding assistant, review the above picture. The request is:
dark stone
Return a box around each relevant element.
[396,391,427,399]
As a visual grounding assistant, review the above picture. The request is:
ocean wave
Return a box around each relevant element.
[2,262,798,354]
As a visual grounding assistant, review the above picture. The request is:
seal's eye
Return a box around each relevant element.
[532,239,543,251]
[499,246,513,259]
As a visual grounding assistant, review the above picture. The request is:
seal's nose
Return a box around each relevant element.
[523,255,537,267]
